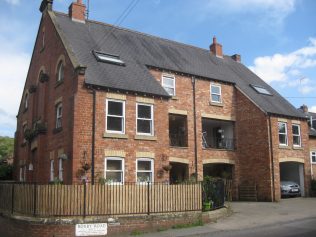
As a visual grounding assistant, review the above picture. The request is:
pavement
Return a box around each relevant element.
[137,198,316,237]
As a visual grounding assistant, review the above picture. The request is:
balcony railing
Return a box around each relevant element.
[202,134,234,150]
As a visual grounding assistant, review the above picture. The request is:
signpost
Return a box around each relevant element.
[75,223,107,236]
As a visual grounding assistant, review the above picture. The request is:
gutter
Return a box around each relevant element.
[91,89,96,185]
[191,76,198,181]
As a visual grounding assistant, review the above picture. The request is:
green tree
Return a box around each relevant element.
[0,136,14,180]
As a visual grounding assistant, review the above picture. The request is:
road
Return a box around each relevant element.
[140,198,316,237]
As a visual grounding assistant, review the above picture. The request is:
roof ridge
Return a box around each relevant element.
[53,11,211,54]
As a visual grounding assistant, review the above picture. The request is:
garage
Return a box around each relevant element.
[279,161,305,197]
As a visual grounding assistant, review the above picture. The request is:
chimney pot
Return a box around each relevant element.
[210,36,223,58]
[69,0,86,23]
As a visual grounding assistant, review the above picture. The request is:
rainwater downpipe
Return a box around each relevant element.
[91,89,96,185]
[191,76,198,181]
[268,115,276,201]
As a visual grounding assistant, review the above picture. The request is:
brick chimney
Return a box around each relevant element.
[39,0,53,13]
[231,54,241,63]
[300,104,308,113]
[69,0,86,23]
[210,36,223,58]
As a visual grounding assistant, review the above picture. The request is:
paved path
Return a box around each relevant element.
[138,198,316,237]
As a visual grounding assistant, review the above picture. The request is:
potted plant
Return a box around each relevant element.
[39,73,49,83]
[35,122,47,134]
[29,85,37,93]
[82,163,91,171]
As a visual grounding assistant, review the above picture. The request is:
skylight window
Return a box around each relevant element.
[250,85,272,95]
[93,51,125,66]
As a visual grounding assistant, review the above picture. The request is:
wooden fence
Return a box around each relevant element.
[0,182,203,217]
[0,180,233,217]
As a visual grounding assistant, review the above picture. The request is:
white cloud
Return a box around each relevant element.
[310,106,316,113]
[249,38,316,85]
[205,0,296,26]
[4,0,20,5]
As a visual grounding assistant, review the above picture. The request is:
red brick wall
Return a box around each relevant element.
[14,11,77,184]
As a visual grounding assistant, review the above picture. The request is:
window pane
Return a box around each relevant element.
[107,117,123,131]
[137,172,151,182]
[138,161,151,171]
[211,94,221,102]
[211,85,220,94]
[163,77,174,87]
[279,134,286,144]
[106,172,122,182]
[137,119,151,134]
[278,123,286,133]
[138,105,151,119]
[108,101,123,116]
[107,160,122,170]
[164,87,175,96]
[293,136,300,146]
[292,125,299,135]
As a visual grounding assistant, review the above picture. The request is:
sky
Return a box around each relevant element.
[0,0,315,137]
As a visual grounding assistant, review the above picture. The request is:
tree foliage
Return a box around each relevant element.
[0,136,14,180]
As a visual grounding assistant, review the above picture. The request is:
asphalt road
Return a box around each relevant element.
[139,198,316,237]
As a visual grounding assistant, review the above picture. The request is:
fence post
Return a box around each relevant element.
[33,183,37,217]
[83,181,87,218]
[11,184,15,215]
[147,181,150,215]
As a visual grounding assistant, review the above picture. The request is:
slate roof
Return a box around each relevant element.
[53,12,305,119]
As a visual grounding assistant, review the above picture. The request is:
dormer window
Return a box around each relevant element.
[250,85,272,96]
[57,61,64,82]
[93,51,125,66]
[162,74,175,96]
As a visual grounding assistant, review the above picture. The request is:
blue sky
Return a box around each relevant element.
[0,0,315,137]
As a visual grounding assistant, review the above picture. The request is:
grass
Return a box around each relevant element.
[171,219,204,229]
[130,230,145,236]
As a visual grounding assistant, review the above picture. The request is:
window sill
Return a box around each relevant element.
[55,80,64,88]
[209,101,223,107]
[279,145,290,149]
[53,127,63,134]
[171,96,179,100]
[202,147,235,151]
[103,133,128,139]
[293,146,303,150]
[134,135,157,141]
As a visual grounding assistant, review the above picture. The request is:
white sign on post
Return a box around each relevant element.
[75,223,107,236]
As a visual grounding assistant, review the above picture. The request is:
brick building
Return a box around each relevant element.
[14,0,311,201]
[298,105,316,179]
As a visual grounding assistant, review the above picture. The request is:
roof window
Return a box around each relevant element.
[93,51,125,66]
[250,84,272,96]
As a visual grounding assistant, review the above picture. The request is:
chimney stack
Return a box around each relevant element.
[231,54,241,63]
[39,0,53,13]
[301,104,308,113]
[69,0,86,23]
[210,36,223,58]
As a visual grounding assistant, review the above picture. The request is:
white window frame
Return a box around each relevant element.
[278,122,288,146]
[136,103,154,136]
[162,74,176,96]
[104,157,124,185]
[56,103,62,129]
[292,124,301,147]
[105,99,125,134]
[50,160,54,182]
[19,166,26,182]
[58,159,63,181]
[210,84,222,103]
[57,61,64,82]
[311,151,316,164]
[136,158,154,184]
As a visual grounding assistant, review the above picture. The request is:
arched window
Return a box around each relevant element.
[24,93,29,110]
[56,103,63,129]
[57,61,64,82]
